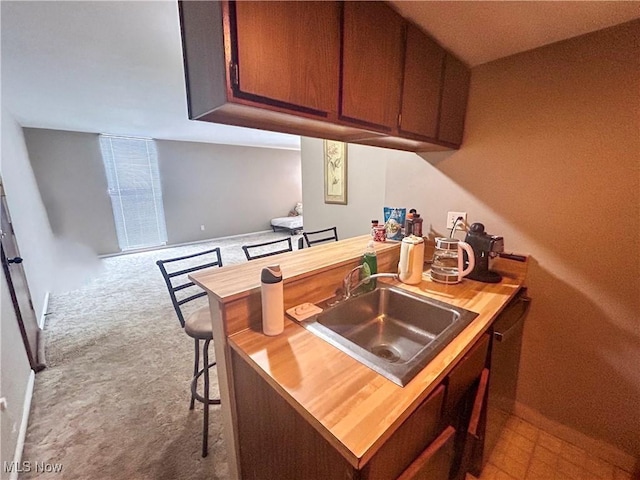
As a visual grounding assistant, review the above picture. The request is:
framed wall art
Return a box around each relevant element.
[323,140,347,205]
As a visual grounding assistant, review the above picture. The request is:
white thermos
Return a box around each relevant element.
[260,265,284,336]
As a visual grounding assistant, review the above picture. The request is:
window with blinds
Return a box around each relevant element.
[99,135,168,251]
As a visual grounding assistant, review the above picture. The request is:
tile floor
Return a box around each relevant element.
[468,415,636,480]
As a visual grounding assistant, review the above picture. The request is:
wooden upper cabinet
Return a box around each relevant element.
[231,1,340,115]
[340,1,405,130]
[400,24,445,139]
[179,1,470,152]
[438,53,471,146]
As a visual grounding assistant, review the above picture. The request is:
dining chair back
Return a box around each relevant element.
[242,237,293,261]
[303,227,339,247]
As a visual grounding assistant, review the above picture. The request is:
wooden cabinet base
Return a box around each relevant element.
[361,385,445,480]
[232,349,356,479]
[460,368,490,479]
[232,348,452,479]
[397,426,457,480]
[231,330,493,480]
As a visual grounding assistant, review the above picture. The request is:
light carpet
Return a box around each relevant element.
[21,231,302,480]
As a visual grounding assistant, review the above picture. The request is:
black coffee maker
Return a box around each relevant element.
[464,223,505,283]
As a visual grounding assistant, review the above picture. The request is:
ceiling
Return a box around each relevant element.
[389,1,640,67]
[2,1,639,150]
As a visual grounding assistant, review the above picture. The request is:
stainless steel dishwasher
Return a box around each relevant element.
[483,287,531,467]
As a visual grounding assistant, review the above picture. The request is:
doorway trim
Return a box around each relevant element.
[0,179,46,372]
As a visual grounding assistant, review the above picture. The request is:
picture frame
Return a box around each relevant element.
[323,140,348,205]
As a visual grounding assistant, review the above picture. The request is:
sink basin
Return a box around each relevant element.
[300,286,478,386]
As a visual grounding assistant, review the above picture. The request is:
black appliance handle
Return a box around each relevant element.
[498,252,527,262]
[494,295,531,343]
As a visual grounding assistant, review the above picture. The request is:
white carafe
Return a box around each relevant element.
[398,235,425,285]
[430,237,475,284]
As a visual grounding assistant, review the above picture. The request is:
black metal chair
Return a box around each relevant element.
[303,227,338,247]
[156,247,223,457]
[242,237,293,260]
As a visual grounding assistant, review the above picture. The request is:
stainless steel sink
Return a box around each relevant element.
[300,286,478,387]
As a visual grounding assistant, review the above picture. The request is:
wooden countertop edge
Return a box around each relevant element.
[190,236,400,304]
[210,257,360,304]
[228,257,528,468]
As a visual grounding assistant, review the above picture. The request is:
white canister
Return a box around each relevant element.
[261,265,284,336]
[398,235,425,285]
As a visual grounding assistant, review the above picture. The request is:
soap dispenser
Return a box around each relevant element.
[361,241,378,292]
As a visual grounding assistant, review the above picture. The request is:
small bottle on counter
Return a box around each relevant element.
[370,220,379,239]
[261,265,284,336]
[404,209,417,237]
[373,224,386,242]
[412,213,423,237]
[360,241,378,292]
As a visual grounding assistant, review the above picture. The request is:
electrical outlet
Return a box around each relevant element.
[446,212,467,230]
[200,225,205,231]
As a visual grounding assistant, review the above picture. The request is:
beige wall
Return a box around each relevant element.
[1,114,56,319]
[25,129,120,254]
[301,20,639,458]
[301,138,388,239]
[1,265,33,469]
[0,108,52,470]
[24,129,302,255]
[438,20,639,458]
[157,140,301,245]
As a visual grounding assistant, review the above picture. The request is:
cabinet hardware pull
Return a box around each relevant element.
[230,63,239,88]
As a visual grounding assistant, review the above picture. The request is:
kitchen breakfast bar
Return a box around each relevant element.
[190,235,528,479]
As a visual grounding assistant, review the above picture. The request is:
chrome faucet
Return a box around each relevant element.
[342,265,363,299]
[341,265,399,300]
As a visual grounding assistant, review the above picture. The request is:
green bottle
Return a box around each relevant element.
[361,241,378,293]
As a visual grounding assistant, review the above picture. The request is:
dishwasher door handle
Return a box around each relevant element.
[493,296,531,343]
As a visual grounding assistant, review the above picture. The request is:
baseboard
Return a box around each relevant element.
[98,230,281,258]
[513,401,638,474]
[38,291,49,329]
[10,370,35,480]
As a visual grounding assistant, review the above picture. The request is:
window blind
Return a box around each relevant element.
[99,135,168,251]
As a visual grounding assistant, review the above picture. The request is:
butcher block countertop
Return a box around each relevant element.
[192,235,529,469]
[191,235,401,304]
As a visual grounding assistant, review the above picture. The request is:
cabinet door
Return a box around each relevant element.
[455,368,490,480]
[341,1,404,130]
[443,334,491,434]
[231,349,356,479]
[396,426,456,480]
[444,333,489,422]
[232,1,340,114]
[362,385,445,480]
[399,24,444,139]
[438,53,471,145]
